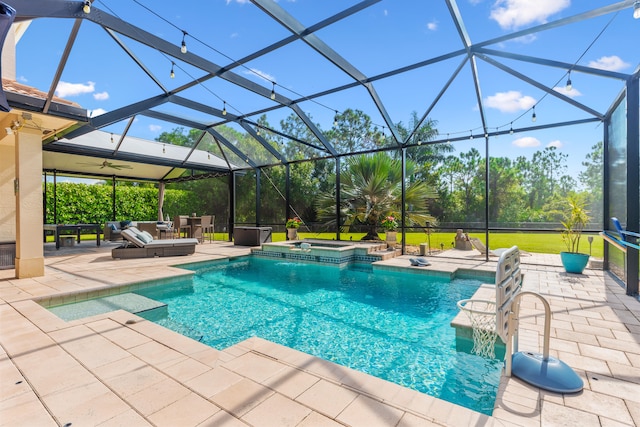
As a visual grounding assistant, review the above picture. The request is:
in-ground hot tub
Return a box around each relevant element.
[251,238,391,265]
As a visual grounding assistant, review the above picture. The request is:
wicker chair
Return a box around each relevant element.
[200,215,214,243]
[173,215,191,238]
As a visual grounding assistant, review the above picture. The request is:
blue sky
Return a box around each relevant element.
[15,0,640,178]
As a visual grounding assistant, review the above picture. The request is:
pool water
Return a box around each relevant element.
[135,257,502,414]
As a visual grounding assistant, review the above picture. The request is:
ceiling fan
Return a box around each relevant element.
[77,160,133,170]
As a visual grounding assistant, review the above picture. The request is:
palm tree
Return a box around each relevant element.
[316,153,438,240]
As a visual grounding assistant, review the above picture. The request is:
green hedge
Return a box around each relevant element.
[44,183,194,225]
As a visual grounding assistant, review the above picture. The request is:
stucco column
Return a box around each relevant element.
[15,125,44,277]
[0,120,16,242]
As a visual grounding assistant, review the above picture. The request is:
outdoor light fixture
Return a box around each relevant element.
[170,62,175,78]
[256,127,261,136]
[565,71,572,91]
[222,101,227,116]
[270,82,276,100]
[333,110,338,127]
[469,130,473,139]
[54,130,59,141]
[531,105,537,122]
[509,123,514,134]
[446,133,450,143]
[634,0,640,19]
[180,31,187,54]
[207,151,211,160]
[6,120,22,134]
[83,0,91,14]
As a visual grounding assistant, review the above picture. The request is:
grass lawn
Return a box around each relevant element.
[49,231,603,258]
[287,231,604,258]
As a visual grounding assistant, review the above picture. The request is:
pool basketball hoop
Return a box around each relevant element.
[456,299,497,358]
[457,246,583,393]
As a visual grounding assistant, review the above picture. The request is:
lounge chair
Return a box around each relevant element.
[469,237,530,257]
[112,227,198,259]
[409,257,431,267]
[600,217,640,252]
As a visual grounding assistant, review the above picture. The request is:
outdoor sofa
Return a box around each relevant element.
[104,221,128,241]
[111,227,198,259]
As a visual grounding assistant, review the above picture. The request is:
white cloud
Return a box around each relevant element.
[384,9,388,16]
[547,140,563,148]
[230,32,239,38]
[149,124,162,133]
[587,55,630,72]
[56,81,95,97]
[226,0,250,4]
[484,91,536,113]
[93,91,109,101]
[244,68,275,83]
[490,0,570,30]
[18,75,28,83]
[512,136,541,148]
[88,108,107,117]
[553,86,581,98]
[512,34,537,44]
[427,20,438,31]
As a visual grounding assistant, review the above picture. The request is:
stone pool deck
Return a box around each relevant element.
[1,241,639,426]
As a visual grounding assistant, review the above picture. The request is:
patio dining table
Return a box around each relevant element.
[186,216,202,242]
[43,223,102,250]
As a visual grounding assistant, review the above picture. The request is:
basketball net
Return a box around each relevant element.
[457,299,498,359]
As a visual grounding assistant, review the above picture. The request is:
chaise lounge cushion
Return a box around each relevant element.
[112,228,198,259]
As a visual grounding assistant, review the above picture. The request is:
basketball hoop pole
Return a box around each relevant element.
[504,291,551,377]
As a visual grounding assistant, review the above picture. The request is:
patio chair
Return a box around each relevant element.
[173,215,191,239]
[611,217,626,241]
[112,227,198,259]
[469,237,509,257]
[200,215,214,243]
[601,217,640,252]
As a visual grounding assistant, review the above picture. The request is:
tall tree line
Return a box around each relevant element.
[155,113,603,229]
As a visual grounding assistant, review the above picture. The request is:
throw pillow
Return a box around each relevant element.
[139,231,154,244]
[109,223,118,231]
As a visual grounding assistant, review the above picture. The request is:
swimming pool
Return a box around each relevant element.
[135,257,502,414]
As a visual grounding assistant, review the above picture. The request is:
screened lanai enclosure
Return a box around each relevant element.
[1,0,638,293]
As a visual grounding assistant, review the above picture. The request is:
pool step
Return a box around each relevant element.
[48,293,167,321]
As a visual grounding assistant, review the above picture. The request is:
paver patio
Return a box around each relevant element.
[1,241,638,426]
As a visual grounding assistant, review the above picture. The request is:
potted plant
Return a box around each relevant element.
[285,217,302,240]
[560,194,591,274]
[381,215,398,248]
